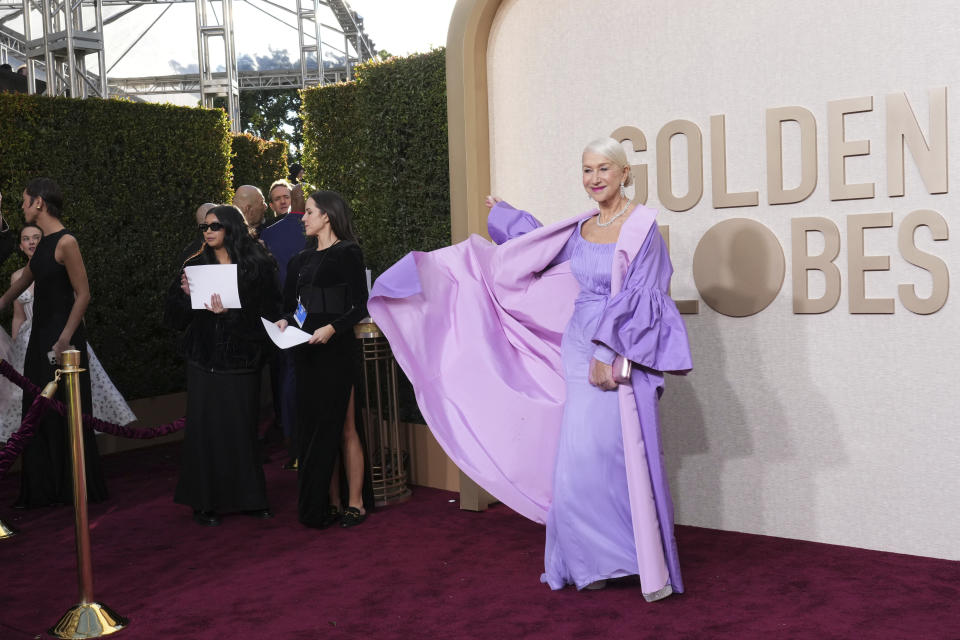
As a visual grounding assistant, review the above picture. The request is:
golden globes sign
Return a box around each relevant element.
[447,0,960,561]
[612,87,949,317]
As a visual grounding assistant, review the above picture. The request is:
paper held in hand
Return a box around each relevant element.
[261,317,312,349]
[184,264,242,310]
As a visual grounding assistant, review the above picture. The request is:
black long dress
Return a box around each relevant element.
[164,250,282,514]
[15,228,107,507]
[282,241,368,527]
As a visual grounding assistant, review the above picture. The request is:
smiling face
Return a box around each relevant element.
[582,151,627,205]
[301,196,328,238]
[19,226,41,258]
[202,212,226,250]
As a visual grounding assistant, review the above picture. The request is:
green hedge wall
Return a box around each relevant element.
[301,49,449,277]
[0,93,232,400]
[231,132,288,198]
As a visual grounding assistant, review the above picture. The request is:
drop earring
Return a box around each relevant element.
[619,183,627,199]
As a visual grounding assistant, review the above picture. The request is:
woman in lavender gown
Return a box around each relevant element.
[368,138,692,600]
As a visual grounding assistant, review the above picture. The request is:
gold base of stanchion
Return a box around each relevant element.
[49,602,127,638]
[0,517,17,539]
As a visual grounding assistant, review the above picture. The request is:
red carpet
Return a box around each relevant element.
[1,442,959,639]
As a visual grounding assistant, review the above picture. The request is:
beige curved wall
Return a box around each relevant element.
[449,0,960,559]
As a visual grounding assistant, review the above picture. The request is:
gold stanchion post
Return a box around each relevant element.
[49,350,127,638]
[0,517,17,539]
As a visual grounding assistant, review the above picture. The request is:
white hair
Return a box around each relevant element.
[583,137,634,187]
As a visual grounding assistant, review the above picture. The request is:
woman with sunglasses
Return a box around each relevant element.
[275,191,371,529]
[164,205,282,526]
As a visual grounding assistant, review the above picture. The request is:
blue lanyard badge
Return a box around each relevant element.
[294,297,307,328]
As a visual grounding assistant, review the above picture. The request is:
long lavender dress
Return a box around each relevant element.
[542,224,637,589]
[368,203,692,599]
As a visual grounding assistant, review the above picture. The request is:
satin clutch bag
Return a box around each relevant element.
[612,355,632,384]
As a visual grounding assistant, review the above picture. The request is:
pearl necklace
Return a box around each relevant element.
[595,199,631,228]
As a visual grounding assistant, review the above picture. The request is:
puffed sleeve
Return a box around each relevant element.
[488,200,576,266]
[487,201,542,244]
[591,227,692,375]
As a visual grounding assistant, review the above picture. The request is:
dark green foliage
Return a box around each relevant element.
[239,89,303,160]
[0,93,232,400]
[231,132,289,197]
[216,88,303,160]
[301,49,449,277]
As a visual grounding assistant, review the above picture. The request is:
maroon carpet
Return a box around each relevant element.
[1,442,958,639]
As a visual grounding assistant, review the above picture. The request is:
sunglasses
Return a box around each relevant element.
[198,222,225,232]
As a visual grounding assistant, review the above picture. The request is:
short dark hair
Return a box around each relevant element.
[24,177,64,218]
[19,223,42,239]
[288,163,304,183]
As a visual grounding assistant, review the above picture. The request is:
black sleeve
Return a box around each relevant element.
[330,243,369,336]
[281,252,302,323]
[260,260,283,322]
[163,270,193,331]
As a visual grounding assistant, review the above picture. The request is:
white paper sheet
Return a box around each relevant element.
[261,317,312,349]
[184,264,242,310]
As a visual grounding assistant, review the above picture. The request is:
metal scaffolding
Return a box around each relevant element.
[0,0,379,128]
[20,0,107,98]
[196,0,239,130]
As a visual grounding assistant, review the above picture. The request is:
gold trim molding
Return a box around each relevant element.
[447,0,503,242]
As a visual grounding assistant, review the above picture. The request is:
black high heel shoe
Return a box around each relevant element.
[340,506,367,528]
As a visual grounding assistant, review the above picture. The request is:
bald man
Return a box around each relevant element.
[233,185,268,239]
[179,201,218,265]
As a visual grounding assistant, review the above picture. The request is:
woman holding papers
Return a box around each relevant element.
[164,204,282,526]
[0,177,108,508]
[275,190,370,529]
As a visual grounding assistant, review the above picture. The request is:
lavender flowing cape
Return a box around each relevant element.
[369,202,692,593]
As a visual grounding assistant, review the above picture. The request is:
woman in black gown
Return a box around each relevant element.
[0,177,107,507]
[276,191,369,528]
[164,205,281,526]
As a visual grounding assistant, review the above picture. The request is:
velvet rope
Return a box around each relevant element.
[0,359,186,441]
[83,414,187,439]
[0,393,55,477]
